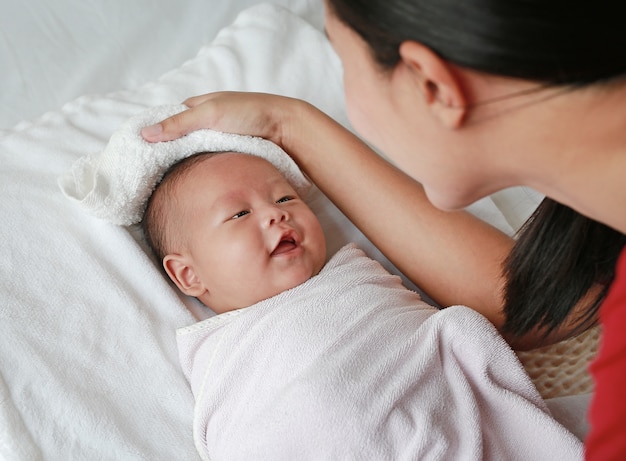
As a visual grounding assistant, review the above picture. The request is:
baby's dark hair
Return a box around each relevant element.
[142,152,218,264]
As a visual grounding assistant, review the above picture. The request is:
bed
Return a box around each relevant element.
[0,1,595,459]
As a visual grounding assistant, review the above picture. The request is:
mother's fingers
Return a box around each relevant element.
[141,102,213,143]
[141,91,289,144]
[183,93,215,108]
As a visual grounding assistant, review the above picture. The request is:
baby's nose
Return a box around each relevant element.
[265,205,289,226]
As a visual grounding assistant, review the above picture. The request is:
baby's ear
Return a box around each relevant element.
[163,254,206,297]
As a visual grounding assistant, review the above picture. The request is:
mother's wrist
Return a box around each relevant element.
[276,97,319,161]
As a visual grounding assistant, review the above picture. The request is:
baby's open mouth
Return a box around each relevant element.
[271,236,298,256]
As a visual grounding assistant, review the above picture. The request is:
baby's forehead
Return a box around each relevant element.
[203,151,277,168]
[190,152,287,181]
[176,152,291,199]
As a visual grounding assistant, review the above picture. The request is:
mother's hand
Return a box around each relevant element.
[141,91,302,146]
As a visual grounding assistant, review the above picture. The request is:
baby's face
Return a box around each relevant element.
[165,153,326,314]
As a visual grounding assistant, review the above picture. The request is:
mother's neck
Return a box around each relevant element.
[473,78,626,233]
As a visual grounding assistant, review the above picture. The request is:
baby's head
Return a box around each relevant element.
[142,152,326,314]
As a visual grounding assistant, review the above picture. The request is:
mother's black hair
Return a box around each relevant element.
[327,0,626,84]
[502,198,626,337]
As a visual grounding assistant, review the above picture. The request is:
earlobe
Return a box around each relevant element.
[163,254,207,297]
[398,40,467,128]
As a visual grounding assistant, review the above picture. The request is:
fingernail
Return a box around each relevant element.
[141,123,163,138]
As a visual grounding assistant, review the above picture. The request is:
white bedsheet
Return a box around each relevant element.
[1,1,577,459]
[0,0,322,130]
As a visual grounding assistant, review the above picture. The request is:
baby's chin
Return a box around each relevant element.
[206,267,322,315]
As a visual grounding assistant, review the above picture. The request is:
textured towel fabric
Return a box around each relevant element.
[58,104,311,226]
[177,244,584,461]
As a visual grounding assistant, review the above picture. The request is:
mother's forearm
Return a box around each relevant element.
[284,100,514,327]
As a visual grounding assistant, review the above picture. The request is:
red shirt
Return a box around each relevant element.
[586,248,626,460]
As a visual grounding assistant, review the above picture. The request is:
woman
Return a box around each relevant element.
[142,0,626,457]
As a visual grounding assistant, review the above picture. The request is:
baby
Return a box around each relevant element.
[142,150,327,314]
[139,149,582,461]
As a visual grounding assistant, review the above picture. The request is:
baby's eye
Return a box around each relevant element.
[276,196,295,204]
[231,210,250,219]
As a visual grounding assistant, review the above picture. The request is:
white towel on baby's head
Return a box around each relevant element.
[58,104,311,226]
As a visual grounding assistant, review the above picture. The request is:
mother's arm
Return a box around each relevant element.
[142,92,556,348]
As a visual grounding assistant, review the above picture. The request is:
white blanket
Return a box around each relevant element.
[178,244,583,461]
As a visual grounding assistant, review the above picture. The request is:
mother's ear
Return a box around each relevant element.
[163,254,207,297]
[397,41,467,128]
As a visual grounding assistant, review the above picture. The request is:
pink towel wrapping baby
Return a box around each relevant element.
[177,244,583,461]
